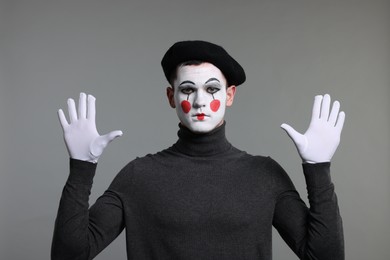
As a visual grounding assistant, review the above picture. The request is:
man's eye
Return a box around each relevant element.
[181,88,195,94]
[207,87,220,94]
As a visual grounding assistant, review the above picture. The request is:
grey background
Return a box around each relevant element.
[1,0,389,259]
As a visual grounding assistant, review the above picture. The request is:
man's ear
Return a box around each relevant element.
[166,86,176,108]
[226,85,236,107]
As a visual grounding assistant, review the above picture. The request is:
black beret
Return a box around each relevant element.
[161,40,246,86]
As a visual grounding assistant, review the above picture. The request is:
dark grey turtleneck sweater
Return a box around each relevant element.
[51,122,344,260]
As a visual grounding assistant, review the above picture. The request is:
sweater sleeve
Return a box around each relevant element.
[271,160,344,260]
[51,159,125,260]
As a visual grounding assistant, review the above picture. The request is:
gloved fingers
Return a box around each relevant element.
[87,94,96,121]
[335,111,346,133]
[328,100,340,126]
[57,109,69,129]
[311,95,323,121]
[320,94,331,120]
[67,98,78,123]
[78,92,87,119]
[281,123,303,143]
[104,130,123,143]
[90,130,123,157]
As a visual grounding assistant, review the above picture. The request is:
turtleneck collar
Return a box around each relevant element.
[172,121,232,157]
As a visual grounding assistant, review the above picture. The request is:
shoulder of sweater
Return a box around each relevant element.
[116,148,278,172]
[112,149,174,175]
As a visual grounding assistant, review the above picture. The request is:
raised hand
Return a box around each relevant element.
[281,94,345,163]
[58,93,123,163]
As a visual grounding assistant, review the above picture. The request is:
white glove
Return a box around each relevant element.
[281,94,345,163]
[58,93,123,163]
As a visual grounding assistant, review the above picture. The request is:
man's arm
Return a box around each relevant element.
[272,160,344,259]
[275,94,345,259]
[52,93,123,259]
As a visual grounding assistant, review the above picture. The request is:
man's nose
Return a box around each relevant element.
[193,90,207,108]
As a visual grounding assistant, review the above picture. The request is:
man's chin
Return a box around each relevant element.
[181,120,224,134]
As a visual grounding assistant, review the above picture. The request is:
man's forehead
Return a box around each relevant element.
[175,62,227,84]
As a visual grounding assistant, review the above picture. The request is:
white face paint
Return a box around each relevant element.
[172,63,228,133]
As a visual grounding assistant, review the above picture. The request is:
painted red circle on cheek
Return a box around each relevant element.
[210,99,221,112]
[181,100,191,114]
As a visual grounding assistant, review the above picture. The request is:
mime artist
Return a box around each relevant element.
[52,40,345,260]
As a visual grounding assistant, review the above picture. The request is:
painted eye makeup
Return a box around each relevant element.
[179,87,195,95]
[206,86,220,94]
[204,78,222,94]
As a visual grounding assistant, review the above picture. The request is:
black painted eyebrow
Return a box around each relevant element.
[178,80,195,86]
[205,78,220,84]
